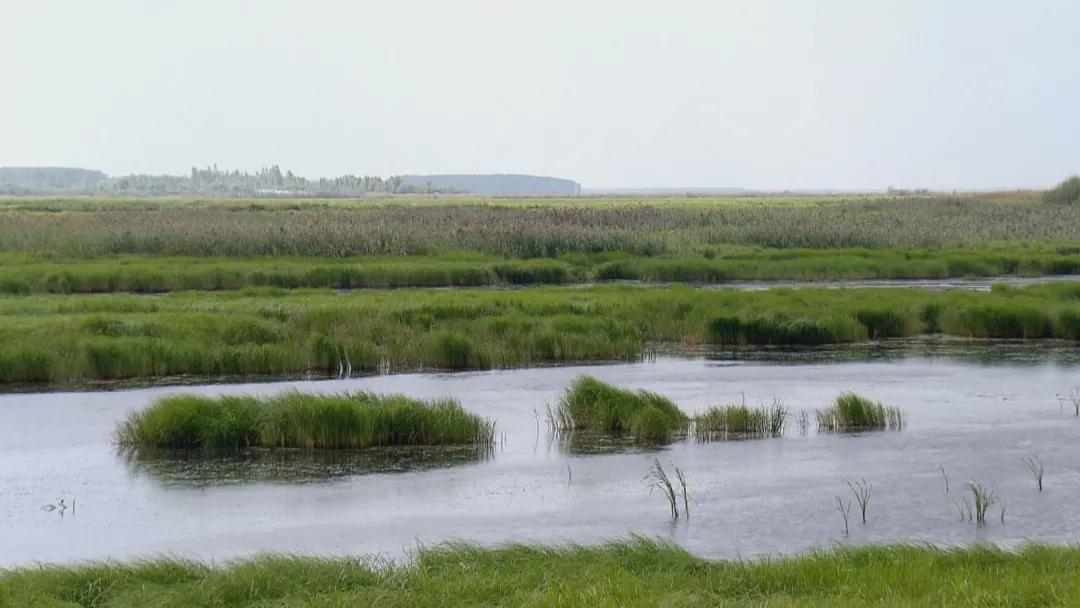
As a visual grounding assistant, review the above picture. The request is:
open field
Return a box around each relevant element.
[3,539,1079,607]
[0,283,1076,386]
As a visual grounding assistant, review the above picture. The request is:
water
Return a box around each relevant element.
[1,340,1078,566]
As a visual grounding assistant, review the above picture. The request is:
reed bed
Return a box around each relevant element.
[4,540,1080,606]
[816,393,904,432]
[1,196,1078,260]
[551,376,689,442]
[0,283,1077,386]
[115,391,495,450]
[694,400,787,439]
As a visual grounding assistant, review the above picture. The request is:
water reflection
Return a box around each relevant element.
[121,445,493,486]
[551,431,669,456]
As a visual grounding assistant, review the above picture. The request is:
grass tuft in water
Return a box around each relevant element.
[1023,455,1045,491]
[646,459,687,519]
[846,478,873,524]
[694,399,787,439]
[964,482,1000,525]
[115,391,495,450]
[816,392,903,432]
[552,376,689,443]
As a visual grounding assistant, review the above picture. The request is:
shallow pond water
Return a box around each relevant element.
[1,340,1078,566]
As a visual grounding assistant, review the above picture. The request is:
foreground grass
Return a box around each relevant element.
[0,283,1078,386]
[116,391,495,450]
[3,539,1080,607]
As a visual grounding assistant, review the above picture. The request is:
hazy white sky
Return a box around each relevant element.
[2,1,1078,189]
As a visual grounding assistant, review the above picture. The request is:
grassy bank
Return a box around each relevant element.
[0,283,1077,386]
[3,539,1080,606]
[1,243,1079,294]
[116,391,495,450]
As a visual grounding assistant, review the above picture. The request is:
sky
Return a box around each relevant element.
[2,1,1079,190]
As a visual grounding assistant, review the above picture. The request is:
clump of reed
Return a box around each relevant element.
[959,482,1001,525]
[816,393,903,432]
[645,458,688,519]
[115,390,495,450]
[694,399,787,439]
[551,376,689,443]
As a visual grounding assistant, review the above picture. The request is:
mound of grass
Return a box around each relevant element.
[4,540,1080,606]
[695,400,787,439]
[816,392,904,432]
[552,376,689,442]
[115,391,495,450]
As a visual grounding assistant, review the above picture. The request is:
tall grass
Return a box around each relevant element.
[694,400,787,439]
[0,283,1077,386]
[816,393,904,432]
[551,376,689,442]
[115,391,495,450]
[2,195,1077,259]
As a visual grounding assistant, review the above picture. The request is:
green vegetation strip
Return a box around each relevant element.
[1,244,1079,294]
[0,283,1078,386]
[116,391,494,450]
[3,539,1080,606]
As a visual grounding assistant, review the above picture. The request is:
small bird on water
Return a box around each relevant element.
[41,499,67,512]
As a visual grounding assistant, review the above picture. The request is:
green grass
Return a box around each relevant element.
[4,539,1080,606]
[552,376,689,442]
[695,400,788,439]
[0,282,1077,386]
[816,393,904,432]
[115,391,495,449]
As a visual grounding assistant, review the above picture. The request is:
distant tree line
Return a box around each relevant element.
[0,165,456,197]
[0,167,106,194]
[1044,175,1079,205]
[99,166,454,197]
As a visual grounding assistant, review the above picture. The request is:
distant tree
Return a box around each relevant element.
[1044,175,1080,205]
